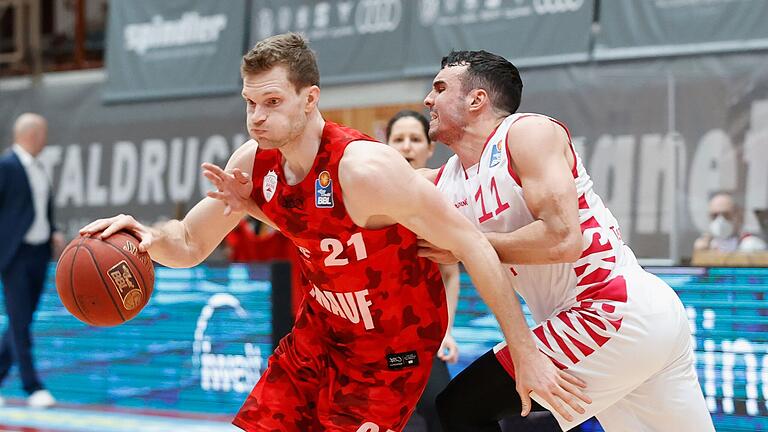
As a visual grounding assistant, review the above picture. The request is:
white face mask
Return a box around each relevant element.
[710,215,735,239]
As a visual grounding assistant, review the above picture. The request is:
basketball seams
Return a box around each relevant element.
[81,242,127,323]
[98,234,150,296]
[63,238,89,323]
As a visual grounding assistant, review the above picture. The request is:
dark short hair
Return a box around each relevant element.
[385,110,431,144]
[241,32,319,92]
[441,50,523,115]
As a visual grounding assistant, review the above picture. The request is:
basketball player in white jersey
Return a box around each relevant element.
[417,50,715,431]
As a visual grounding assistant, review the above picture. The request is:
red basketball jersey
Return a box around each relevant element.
[249,121,447,368]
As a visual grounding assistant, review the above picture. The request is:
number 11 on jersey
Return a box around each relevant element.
[475,177,510,223]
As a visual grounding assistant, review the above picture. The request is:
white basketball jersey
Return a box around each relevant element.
[435,113,639,323]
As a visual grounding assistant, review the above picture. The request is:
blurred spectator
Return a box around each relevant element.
[694,191,767,253]
[0,113,64,408]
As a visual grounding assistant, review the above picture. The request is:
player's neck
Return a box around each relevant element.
[280,112,325,186]
[453,115,505,169]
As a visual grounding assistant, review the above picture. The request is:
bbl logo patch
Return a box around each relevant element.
[315,170,334,208]
[489,140,503,168]
[263,170,278,202]
[107,260,143,310]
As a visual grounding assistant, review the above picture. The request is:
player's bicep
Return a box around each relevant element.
[387,175,484,260]
[509,121,578,225]
[342,144,482,258]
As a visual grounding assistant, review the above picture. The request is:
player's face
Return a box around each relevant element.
[424,65,470,145]
[387,116,434,169]
[242,66,314,149]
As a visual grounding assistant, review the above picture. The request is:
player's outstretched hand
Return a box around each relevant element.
[416,239,459,264]
[79,214,154,252]
[513,349,591,421]
[202,162,252,216]
[438,332,459,364]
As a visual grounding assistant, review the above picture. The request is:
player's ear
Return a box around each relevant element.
[305,85,320,112]
[468,89,489,113]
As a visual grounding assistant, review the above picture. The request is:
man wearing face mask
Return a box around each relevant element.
[694,191,767,253]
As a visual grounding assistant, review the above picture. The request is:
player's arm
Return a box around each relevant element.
[416,167,440,182]
[80,141,269,267]
[438,263,460,363]
[340,142,589,420]
[488,117,582,264]
[440,263,460,331]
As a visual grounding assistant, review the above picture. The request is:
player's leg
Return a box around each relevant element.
[436,350,549,432]
[415,357,451,432]
[320,349,439,432]
[233,308,327,431]
[595,302,714,431]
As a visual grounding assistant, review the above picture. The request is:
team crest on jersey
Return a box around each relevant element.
[489,140,503,168]
[263,170,278,202]
[315,170,334,208]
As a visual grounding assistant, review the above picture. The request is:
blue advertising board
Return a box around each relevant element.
[0,263,273,416]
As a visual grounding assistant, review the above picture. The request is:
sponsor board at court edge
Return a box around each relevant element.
[193,293,264,394]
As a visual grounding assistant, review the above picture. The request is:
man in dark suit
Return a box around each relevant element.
[0,113,64,408]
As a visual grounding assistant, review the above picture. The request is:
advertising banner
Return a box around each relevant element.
[104,0,247,101]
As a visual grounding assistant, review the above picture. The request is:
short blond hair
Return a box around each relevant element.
[241,33,319,92]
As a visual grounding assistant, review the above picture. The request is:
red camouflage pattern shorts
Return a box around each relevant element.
[232,303,435,432]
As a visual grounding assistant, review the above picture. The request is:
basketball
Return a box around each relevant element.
[55,231,155,327]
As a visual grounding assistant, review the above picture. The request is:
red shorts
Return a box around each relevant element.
[232,305,436,432]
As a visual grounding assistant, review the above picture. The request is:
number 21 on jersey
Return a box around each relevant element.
[321,232,368,267]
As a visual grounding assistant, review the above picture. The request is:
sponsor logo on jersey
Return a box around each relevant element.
[386,351,419,370]
[309,285,375,329]
[454,198,468,208]
[489,140,503,168]
[263,170,278,202]
[315,170,334,208]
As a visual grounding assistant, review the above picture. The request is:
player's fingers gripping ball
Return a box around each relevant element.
[56,231,155,326]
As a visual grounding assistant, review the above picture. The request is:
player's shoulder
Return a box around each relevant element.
[226,139,259,172]
[341,140,401,174]
[508,113,556,132]
[506,113,568,149]
[338,140,413,197]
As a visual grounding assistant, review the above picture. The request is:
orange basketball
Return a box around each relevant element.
[55,231,155,327]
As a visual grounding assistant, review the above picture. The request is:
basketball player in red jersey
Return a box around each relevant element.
[417,50,714,431]
[80,34,589,431]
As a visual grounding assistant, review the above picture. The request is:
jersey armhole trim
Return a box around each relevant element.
[434,164,446,185]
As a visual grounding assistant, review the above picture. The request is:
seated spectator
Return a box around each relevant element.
[694,191,767,253]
